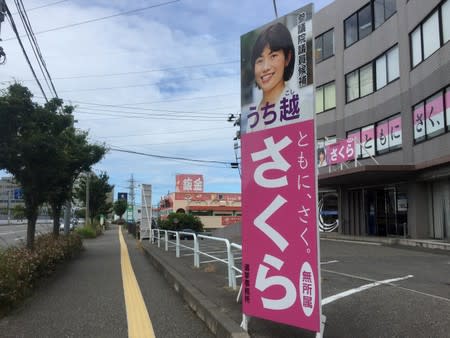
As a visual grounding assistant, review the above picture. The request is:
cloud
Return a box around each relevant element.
[0,0,332,206]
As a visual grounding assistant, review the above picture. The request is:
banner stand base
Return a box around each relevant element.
[315,314,327,338]
[240,314,250,331]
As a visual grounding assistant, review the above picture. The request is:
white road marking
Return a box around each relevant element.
[0,230,27,235]
[321,238,382,246]
[322,275,414,305]
[321,260,339,265]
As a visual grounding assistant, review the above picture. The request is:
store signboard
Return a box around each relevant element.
[240,3,320,332]
[175,174,204,193]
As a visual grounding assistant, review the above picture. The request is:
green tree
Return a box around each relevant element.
[159,212,203,232]
[74,172,113,225]
[0,84,106,247]
[46,122,106,236]
[113,199,128,220]
[0,84,69,248]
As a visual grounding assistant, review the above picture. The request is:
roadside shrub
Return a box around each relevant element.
[0,233,83,315]
[75,226,97,238]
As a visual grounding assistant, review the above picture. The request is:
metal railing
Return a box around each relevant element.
[150,229,241,290]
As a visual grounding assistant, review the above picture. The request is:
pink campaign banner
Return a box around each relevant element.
[241,120,320,331]
[325,138,355,165]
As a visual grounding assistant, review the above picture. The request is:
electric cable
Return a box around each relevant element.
[14,0,54,97]
[109,146,234,167]
[11,0,70,14]
[4,3,48,101]
[16,0,59,98]
[3,0,181,41]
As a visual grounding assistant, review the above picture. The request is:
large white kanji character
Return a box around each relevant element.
[251,136,292,188]
[254,194,289,251]
[255,254,297,310]
[193,178,203,191]
[183,177,193,191]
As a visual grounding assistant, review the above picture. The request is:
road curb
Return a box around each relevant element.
[141,244,249,338]
[320,233,450,251]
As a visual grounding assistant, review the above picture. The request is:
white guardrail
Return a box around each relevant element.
[150,229,242,290]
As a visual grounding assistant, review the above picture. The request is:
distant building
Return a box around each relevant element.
[158,174,241,230]
[0,177,24,218]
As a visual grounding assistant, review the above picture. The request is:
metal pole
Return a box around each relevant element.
[7,188,11,225]
[85,173,90,226]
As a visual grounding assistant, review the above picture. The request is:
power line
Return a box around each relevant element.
[11,0,70,15]
[75,110,226,122]
[74,105,228,118]
[4,0,180,41]
[109,147,234,167]
[106,135,233,148]
[95,126,234,139]
[4,3,48,101]
[43,60,238,81]
[14,0,59,98]
[56,73,238,93]
[68,93,239,106]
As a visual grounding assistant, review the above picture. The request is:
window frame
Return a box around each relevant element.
[316,80,336,113]
[344,0,397,48]
[315,28,334,63]
[413,87,449,144]
[409,1,449,69]
[346,44,399,103]
[375,113,402,155]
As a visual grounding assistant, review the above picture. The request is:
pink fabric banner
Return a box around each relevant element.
[241,120,320,331]
[325,138,356,165]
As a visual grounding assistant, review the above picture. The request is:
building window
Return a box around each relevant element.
[374,0,397,28]
[347,129,362,158]
[446,86,450,129]
[360,63,374,97]
[316,81,336,113]
[346,70,360,102]
[345,0,397,48]
[345,13,358,47]
[361,125,375,158]
[315,29,334,63]
[347,45,399,102]
[443,0,450,43]
[410,27,422,67]
[375,54,387,89]
[410,1,449,68]
[358,4,372,39]
[413,89,447,143]
[375,45,399,90]
[422,11,440,59]
[375,113,402,154]
[386,46,399,82]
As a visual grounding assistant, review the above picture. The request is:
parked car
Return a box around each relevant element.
[59,219,76,232]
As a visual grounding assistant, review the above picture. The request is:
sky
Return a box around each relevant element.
[0,0,332,206]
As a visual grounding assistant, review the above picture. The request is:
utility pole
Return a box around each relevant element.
[85,173,90,226]
[0,0,7,65]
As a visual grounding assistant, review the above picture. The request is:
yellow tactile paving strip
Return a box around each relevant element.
[119,228,156,338]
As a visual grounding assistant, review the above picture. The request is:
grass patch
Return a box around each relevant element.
[75,226,97,238]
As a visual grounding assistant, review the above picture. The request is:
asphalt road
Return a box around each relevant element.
[0,227,214,338]
[0,221,53,247]
[167,236,450,337]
